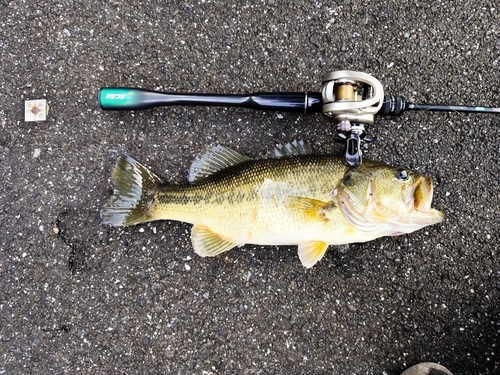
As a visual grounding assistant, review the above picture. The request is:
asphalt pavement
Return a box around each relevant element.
[0,1,499,374]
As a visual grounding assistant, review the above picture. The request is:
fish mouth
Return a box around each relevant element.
[411,176,433,212]
[407,175,444,223]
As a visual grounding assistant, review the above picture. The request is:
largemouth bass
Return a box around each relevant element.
[101,141,444,268]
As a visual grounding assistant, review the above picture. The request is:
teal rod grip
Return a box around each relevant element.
[98,87,171,110]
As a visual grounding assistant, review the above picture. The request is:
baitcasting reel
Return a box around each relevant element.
[98,70,499,166]
[320,70,384,166]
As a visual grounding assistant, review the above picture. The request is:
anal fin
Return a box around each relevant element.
[298,241,329,268]
[191,224,239,257]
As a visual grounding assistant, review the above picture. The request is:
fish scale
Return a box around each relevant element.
[152,155,345,239]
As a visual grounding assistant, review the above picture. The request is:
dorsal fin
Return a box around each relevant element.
[188,145,253,183]
[267,140,314,158]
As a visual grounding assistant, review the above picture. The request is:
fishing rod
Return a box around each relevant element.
[98,70,499,166]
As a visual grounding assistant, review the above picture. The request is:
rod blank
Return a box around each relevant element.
[407,103,500,114]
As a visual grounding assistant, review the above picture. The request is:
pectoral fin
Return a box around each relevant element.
[298,241,329,268]
[288,197,336,223]
[191,224,239,257]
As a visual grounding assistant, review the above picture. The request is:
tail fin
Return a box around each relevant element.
[100,155,163,226]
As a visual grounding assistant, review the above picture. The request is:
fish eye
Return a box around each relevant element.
[396,168,409,181]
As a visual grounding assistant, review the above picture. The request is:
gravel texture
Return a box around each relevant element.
[0,1,499,374]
